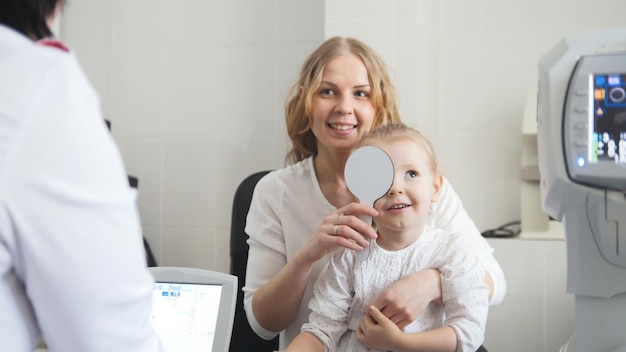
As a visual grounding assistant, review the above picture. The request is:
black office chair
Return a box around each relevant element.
[229,171,278,352]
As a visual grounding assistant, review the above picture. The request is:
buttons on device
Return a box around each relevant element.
[574,123,588,130]
[575,106,588,113]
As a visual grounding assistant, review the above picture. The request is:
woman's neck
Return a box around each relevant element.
[313,150,355,208]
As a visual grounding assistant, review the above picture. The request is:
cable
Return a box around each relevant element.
[481,220,521,238]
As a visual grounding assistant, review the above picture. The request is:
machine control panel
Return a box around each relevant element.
[564,54,626,190]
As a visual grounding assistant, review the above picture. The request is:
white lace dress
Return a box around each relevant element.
[301,226,489,352]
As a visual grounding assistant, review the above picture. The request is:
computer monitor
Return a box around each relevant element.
[149,267,237,352]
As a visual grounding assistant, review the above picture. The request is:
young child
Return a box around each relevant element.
[285,123,489,352]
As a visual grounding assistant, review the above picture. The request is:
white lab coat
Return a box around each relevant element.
[0,25,163,351]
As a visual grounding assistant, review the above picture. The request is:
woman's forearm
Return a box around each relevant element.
[393,326,457,352]
[484,270,494,302]
[425,267,494,305]
[252,250,315,331]
[484,262,506,306]
[285,332,325,352]
[371,268,442,329]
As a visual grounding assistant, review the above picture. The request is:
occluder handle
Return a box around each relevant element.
[355,213,372,262]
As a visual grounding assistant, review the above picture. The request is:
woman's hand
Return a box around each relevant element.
[370,269,442,329]
[356,305,403,351]
[298,202,379,264]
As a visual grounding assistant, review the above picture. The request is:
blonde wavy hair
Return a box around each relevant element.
[285,36,401,164]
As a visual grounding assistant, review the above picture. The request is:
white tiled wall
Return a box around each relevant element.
[325,0,626,232]
[60,1,624,350]
[61,0,324,274]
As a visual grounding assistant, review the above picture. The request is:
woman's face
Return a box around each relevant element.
[309,53,376,156]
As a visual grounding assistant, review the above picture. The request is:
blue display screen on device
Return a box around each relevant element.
[562,54,626,190]
[590,73,626,164]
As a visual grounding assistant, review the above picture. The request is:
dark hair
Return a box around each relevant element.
[0,0,63,40]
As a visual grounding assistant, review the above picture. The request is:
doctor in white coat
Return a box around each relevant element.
[0,1,163,351]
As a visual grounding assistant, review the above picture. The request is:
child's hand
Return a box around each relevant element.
[356,305,403,350]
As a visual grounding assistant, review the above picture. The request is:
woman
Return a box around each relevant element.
[243,36,506,349]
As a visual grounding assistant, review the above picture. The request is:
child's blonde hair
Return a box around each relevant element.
[359,123,440,175]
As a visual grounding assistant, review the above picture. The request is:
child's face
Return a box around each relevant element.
[373,138,442,236]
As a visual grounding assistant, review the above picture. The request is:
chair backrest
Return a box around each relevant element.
[229,171,278,352]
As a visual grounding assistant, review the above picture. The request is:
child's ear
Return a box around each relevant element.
[431,174,444,202]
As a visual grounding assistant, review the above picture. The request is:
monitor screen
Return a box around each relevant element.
[149,267,237,352]
[151,282,221,351]
[562,54,626,190]
[589,73,626,163]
